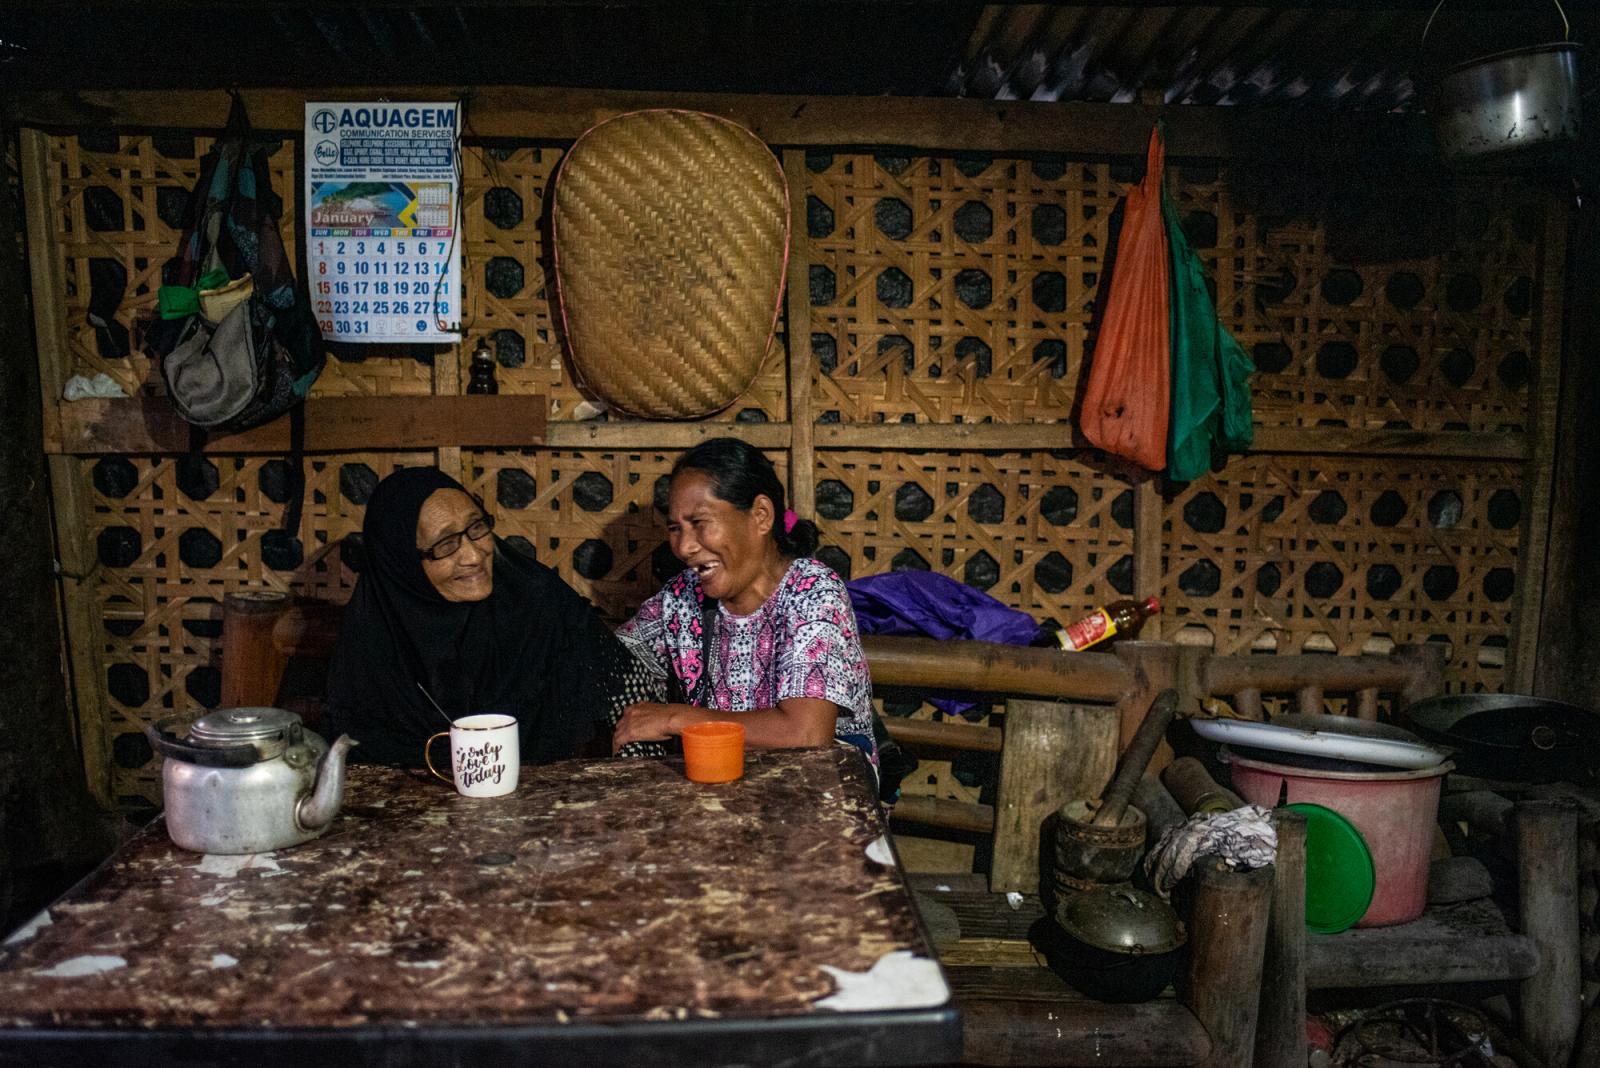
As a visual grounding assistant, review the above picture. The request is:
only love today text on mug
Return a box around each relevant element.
[456,741,508,788]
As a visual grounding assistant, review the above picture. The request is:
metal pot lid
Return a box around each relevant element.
[186,707,302,758]
[1055,886,1186,956]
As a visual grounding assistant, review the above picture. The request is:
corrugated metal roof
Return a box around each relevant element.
[0,2,1591,109]
[947,6,1424,107]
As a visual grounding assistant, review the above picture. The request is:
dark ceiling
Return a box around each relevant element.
[0,2,1592,110]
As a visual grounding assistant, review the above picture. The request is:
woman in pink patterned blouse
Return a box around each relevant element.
[612,438,876,765]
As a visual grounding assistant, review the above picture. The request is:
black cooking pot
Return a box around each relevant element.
[1040,886,1186,1003]
[1402,694,1600,785]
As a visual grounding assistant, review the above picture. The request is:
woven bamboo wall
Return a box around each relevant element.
[30,128,1550,812]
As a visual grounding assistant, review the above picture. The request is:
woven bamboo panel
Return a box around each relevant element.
[805,153,1540,435]
[459,144,577,407]
[813,449,1132,632]
[82,451,431,803]
[45,134,435,398]
[44,134,787,417]
[1161,455,1523,693]
[41,134,1551,814]
[1225,172,1543,434]
[805,152,1107,424]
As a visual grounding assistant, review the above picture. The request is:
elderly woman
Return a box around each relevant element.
[611,438,875,764]
[324,467,652,765]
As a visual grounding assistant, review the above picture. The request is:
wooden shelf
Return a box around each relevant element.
[50,399,1530,460]
[1305,898,1540,989]
[50,393,547,455]
[816,422,1530,461]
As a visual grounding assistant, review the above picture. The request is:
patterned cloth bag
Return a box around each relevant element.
[148,93,323,433]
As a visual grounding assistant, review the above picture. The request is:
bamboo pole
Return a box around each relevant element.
[1185,860,1273,1068]
[1206,647,1438,698]
[1517,800,1581,1068]
[1256,811,1307,1068]
[21,128,113,808]
[1509,194,1569,693]
[862,635,1129,702]
[781,149,815,519]
[891,796,994,835]
[1133,479,1163,639]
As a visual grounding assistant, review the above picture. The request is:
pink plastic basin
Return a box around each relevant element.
[1227,752,1452,928]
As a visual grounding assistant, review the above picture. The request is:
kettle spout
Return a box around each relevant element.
[296,734,358,832]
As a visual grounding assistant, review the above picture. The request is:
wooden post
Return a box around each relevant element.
[1517,799,1581,1068]
[0,115,114,884]
[1234,687,1264,721]
[429,110,462,485]
[1112,640,1180,750]
[1184,860,1273,1068]
[435,349,464,484]
[1393,642,1447,709]
[1167,644,1209,771]
[1256,811,1307,1068]
[1133,478,1164,640]
[990,699,1118,894]
[1354,687,1379,722]
[21,128,114,809]
[1533,188,1596,707]
[1508,194,1569,694]
[1295,685,1322,717]
[781,150,816,518]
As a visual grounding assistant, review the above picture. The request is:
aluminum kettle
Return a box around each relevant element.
[146,707,357,854]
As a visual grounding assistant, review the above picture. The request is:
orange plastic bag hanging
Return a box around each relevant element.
[1079,125,1170,471]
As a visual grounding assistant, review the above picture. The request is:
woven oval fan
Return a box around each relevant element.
[551,109,790,420]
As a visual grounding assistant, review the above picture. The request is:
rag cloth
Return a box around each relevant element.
[1143,804,1277,899]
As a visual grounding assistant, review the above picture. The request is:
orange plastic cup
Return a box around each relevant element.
[682,721,746,783]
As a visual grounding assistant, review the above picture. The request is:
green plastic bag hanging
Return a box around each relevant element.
[1163,184,1255,481]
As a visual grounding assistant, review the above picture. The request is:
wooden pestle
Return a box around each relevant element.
[1091,689,1180,827]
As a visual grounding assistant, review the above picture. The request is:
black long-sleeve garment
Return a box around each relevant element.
[322,467,644,766]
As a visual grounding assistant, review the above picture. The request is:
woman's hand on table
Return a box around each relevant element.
[612,702,682,752]
[611,698,840,754]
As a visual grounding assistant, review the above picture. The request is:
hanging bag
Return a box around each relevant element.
[149,94,324,434]
[1164,175,1255,481]
[1079,125,1171,471]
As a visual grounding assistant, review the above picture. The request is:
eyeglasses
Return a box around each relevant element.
[418,514,496,561]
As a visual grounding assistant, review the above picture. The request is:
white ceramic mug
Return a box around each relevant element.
[425,713,520,797]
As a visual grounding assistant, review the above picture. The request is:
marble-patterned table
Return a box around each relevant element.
[0,748,958,1067]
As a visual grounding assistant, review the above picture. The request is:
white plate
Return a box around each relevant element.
[1190,716,1451,770]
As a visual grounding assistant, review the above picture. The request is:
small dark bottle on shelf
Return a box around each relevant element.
[1056,596,1161,652]
[466,337,498,395]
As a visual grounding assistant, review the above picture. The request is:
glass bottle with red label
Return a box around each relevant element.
[1056,596,1161,652]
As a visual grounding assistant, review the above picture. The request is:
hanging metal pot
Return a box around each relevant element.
[1423,0,1582,164]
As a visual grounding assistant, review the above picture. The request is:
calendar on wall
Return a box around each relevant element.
[303,101,463,343]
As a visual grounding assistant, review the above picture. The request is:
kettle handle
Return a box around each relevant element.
[145,717,260,767]
[1423,0,1569,49]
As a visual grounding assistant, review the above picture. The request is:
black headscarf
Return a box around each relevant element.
[324,467,630,766]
